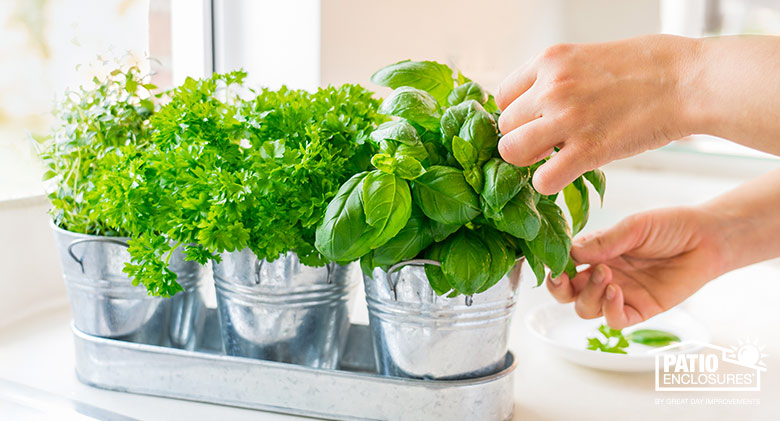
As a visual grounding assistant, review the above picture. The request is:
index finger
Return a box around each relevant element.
[496,57,538,111]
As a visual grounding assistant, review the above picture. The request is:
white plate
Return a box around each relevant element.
[525,302,712,372]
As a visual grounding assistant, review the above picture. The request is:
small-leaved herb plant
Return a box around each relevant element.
[39,64,159,236]
[94,71,384,296]
[315,60,607,296]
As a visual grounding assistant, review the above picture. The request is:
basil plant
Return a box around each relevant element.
[315,60,606,296]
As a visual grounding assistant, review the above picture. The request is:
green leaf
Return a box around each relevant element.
[370,60,455,106]
[424,242,452,295]
[371,153,396,174]
[429,219,461,242]
[484,186,541,240]
[584,169,607,206]
[458,108,498,163]
[315,172,374,262]
[361,170,412,247]
[564,255,577,279]
[464,166,484,193]
[395,155,425,180]
[370,119,421,145]
[452,135,478,170]
[527,198,572,278]
[440,100,484,151]
[372,205,433,265]
[518,239,546,286]
[412,166,480,225]
[563,177,589,235]
[477,227,515,293]
[626,329,681,347]
[440,229,491,295]
[447,82,488,106]
[481,158,529,211]
[378,87,441,131]
[587,324,630,354]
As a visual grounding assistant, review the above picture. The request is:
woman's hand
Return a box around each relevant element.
[496,35,700,195]
[546,206,732,329]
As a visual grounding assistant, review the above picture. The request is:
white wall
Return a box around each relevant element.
[319,0,660,94]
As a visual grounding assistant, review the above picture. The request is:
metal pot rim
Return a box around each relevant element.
[49,219,131,242]
[383,257,526,300]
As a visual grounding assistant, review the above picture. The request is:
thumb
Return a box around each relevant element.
[571,214,648,264]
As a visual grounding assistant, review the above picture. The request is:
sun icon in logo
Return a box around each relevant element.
[727,338,768,368]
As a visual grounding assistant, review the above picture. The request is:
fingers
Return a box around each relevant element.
[497,118,559,167]
[497,84,540,135]
[496,58,538,111]
[547,265,591,303]
[574,264,612,319]
[546,272,575,303]
[602,284,645,329]
[531,143,597,195]
[571,214,648,264]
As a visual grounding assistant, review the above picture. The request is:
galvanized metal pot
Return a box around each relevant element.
[51,222,207,349]
[364,259,522,380]
[212,249,358,369]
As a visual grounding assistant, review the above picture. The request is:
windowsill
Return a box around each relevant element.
[608,139,779,182]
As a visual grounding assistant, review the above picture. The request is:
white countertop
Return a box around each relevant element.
[2,160,779,420]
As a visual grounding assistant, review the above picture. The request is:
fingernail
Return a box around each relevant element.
[592,265,605,284]
[549,276,561,286]
[606,284,616,300]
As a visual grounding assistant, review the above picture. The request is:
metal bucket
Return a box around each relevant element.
[212,249,357,369]
[364,259,523,380]
[51,222,207,349]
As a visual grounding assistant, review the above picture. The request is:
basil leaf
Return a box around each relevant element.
[440,100,484,151]
[447,81,488,106]
[379,87,442,131]
[464,166,484,193]
[394,156,425,180]
[452,135,478,170]
[395,142,429,161]
[370,120,421,145]
[626,329,681,347]
[476,227,514,293]
[360,251,377,276]
[483,94,499,114]
[441,229,491,295]
[412,166,480,225]
[484,186,541,240]
[429,219,461,242]
[424,242,452,296]
[564,255,577,279]
[371,153,395,174]
[481,158,529,211]
[458,107,498,163]
[315,172,375,262]
[370,60,455,106]
[563,177,589,235]
[372,205,433,265]
[371,154,425,180]
[584,168,606,206]
[362,170,412,247]
[518,239,546,286]
[527,198,573,278]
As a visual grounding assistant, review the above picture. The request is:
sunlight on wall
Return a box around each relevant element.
[0,0,149,200]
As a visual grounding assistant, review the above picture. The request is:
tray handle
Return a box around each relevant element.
[68,238,129,273]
